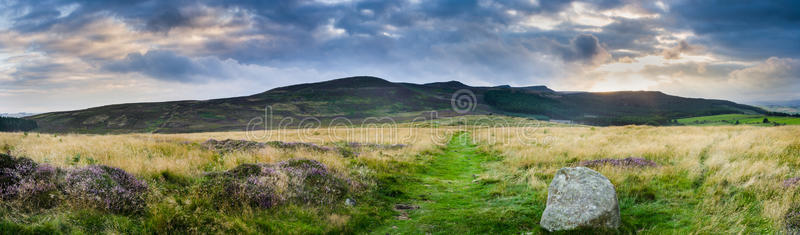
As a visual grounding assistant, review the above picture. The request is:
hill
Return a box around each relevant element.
[26,76,767,133]
[677,114,800,126]
[483,90,764,125]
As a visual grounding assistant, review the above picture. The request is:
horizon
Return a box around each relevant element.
[1,75,790,114]
[2,0,800,112]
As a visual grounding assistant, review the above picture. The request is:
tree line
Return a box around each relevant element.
[0,117,38,132]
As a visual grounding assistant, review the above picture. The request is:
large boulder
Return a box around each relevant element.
[540,167,620,232]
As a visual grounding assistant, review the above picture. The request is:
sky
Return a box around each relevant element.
[1,0,799,113]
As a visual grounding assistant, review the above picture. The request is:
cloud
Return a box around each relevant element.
[661,40,701,59]
[104,50,216,82]
[669,0,800,59]
[558,34,611,65]
[730,57,800,89]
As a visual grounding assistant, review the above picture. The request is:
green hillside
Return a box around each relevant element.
[483,90,764,125]
[677,114,800,126]
[25,76,769,133]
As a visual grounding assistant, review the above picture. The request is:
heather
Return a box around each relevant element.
[202,139,266,153]
[63,165,148,213]
[203,138,407,157]
[1,153,148,213]
[579,157,659,168]
[202,158,347,209]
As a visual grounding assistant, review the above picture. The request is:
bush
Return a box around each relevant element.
[202,159,347,209]
[64,165,148,214]
[279,159,348,205]
[579,157,659,168]
[266,141,334,152]
[204,163,285,209]
[1,154,66,209]
[1,153,39,199]
[16,165,64,209]
[786,207,800,233]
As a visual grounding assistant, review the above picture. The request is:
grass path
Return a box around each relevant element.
[370,132,540,234]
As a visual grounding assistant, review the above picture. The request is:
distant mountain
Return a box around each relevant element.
[1,112,39,118]
[518,85,554,93]
[484,90,763,125]
[754,99,800,107]
[751,100,800,114]
[757,105,800,114]
[423,81,471,89]
[26,76,767,133]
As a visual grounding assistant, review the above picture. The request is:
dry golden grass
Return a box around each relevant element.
[472,125,800,233]
[0,127,455,178]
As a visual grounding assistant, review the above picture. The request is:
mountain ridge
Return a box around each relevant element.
[26,76,767,133]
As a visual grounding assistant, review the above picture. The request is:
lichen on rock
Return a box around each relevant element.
[540,167,620,232]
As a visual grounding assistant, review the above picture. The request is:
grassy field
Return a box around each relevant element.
[677,114,800,126]
[2,125,800,233]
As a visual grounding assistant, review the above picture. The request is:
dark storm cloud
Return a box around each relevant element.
[669,0,800,59]
[555,34,610,65]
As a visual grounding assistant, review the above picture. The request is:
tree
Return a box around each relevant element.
[763,118,770,124]
[735,120,740,125]
[0,117,38,132]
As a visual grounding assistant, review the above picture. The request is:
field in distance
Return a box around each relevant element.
[678,114,800,126]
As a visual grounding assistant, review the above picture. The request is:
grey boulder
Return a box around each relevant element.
[540,167,620,232]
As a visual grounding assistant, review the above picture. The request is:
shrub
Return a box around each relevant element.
[786,207,800,233]
[266,141,333,152]
[579,157,659,168]
[207,163,286,209]
[279,159,348,205]
[16,165,64,209]
[0,153,38,199]
[1,154,66,209]
[203,139,266,153]
[202,159,347,209]
[64,165,148,214]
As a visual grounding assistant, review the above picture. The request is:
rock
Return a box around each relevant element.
[539,167,620,232]
[345,198,357,206]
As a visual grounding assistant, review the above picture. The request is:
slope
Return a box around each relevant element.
[26,76,767,133]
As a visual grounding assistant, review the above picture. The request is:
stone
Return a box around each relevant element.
[539,167,620,232]
[345,198,357,206]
